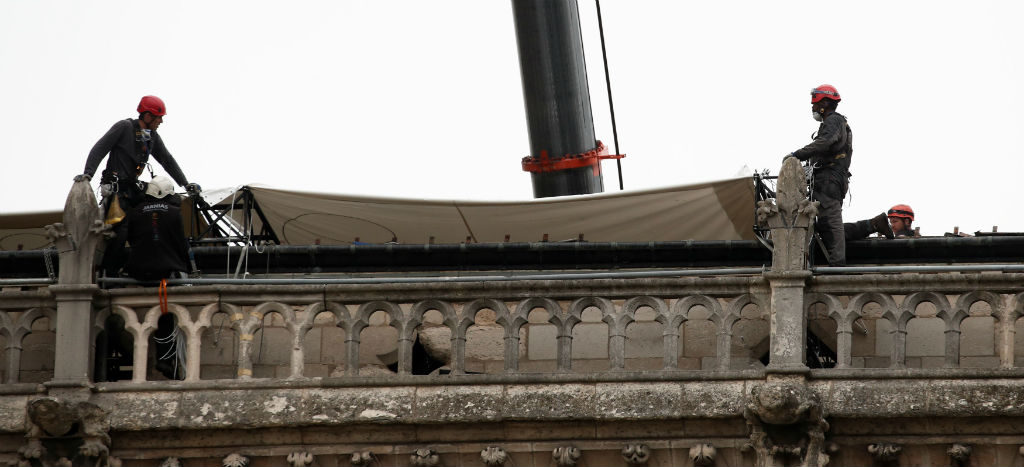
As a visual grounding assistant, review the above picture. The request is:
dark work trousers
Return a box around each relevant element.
[844,219,873,241]
[99,190,140,278]
[813,173,848,266]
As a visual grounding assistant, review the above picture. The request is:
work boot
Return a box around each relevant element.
[870,212,895,239]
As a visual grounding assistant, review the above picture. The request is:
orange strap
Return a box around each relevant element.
[159,279,169,315]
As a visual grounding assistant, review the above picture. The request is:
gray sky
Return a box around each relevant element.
[2,1,1022,234]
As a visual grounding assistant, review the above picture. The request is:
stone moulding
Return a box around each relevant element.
[621,443,650,465]
[410,448,440,466]
[481,446,509,466]
[689,443,716,466]
[552,446,582,466]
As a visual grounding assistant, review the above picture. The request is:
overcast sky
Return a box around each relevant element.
[2,1,1022,234]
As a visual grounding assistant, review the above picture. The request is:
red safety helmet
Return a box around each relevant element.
[137,95,167,116]
[887,204,915,222]
[811,84,841,104]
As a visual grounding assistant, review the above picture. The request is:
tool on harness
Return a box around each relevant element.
[159,279,169,315]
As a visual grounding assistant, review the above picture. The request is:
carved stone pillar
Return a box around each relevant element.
[45,180,111,387]
[759,157,816,373]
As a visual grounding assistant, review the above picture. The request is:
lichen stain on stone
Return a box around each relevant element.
[265,396,290,415]
[358,409,397,420]
[163,402,178,418]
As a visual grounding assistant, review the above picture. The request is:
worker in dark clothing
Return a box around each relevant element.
[885,204,916,237]
[122,176,191,281]
[73,96,200,276]
[786,84,853,266]
[845,204,917,241]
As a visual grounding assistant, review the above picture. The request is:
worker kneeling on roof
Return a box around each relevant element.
[120,176,192,282]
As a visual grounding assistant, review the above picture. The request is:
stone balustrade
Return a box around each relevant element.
[3,275,1023,386]
[2,159,1023,466]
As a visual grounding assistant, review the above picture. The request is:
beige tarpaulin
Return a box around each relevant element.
[237,177,755,245]
[0,211,61,250]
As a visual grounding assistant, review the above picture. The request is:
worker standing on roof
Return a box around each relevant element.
[73,95,201,276]
[786,84,853,266]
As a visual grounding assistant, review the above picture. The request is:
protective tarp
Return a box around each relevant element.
[0,211,62,250]
[236,177,755,245]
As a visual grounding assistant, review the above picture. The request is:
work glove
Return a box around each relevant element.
[73,174,91,182]
[185,183,202,195]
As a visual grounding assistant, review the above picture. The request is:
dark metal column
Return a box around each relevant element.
[512,0,604,198]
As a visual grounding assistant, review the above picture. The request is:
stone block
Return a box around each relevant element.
[862,356,891,368]
[18,370,52,383]
[624,321,663,358]
[594,420,685,439]
[200,328,237,366]
[504,384,597,420]
[303,327,322,363]
[571,358,610,373]
[253,364,276,379]
[502,421,596,441]
[320,326,347,364]
[960,316,995,356]
[414,386,504,423]
[465,324,505,361]
[875,318,893,356]
[906,317,944,357]
[417,325,451,363]
[732,319,769,356]
[359,325,399,365]
[623,357,662,371]
[678,381,746,417]
[594,382,682,419]
[920,356,945,368]
[199,364,236,380]
[303,363,329,378]
[517,360,556,373]
[526,323,557,360]
[677,357,701,370]
[682,320,716,357]
[850,318,877,357]
[20,331,55,371]
[251,327,292,365]
[961,356,1000,368]
[571,322,608,359]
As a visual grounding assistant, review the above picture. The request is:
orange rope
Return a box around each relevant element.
[159,279,169,315]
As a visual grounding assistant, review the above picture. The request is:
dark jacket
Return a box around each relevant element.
[84,119,189,189]
[791,112,853,179]
[123,195,191,281]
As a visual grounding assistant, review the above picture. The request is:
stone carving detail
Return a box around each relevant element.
[222,453,249,467]
[867,443,902,466]
[160,458,183,467]
[16,397,112,467]
[621,443,650,466]
[948,444,971,467]
[690,443,716,466]
[350,451,374,466]
[481,446,509,466]
[552,446,582,467]
[756,198,779,228]
[743,381,830,467]
[410,448,440,466]
[287,451,314,467]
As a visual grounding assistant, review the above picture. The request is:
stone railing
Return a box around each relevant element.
[2,158,1023,467]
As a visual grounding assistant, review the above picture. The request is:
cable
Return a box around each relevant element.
[595,0,623,190]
